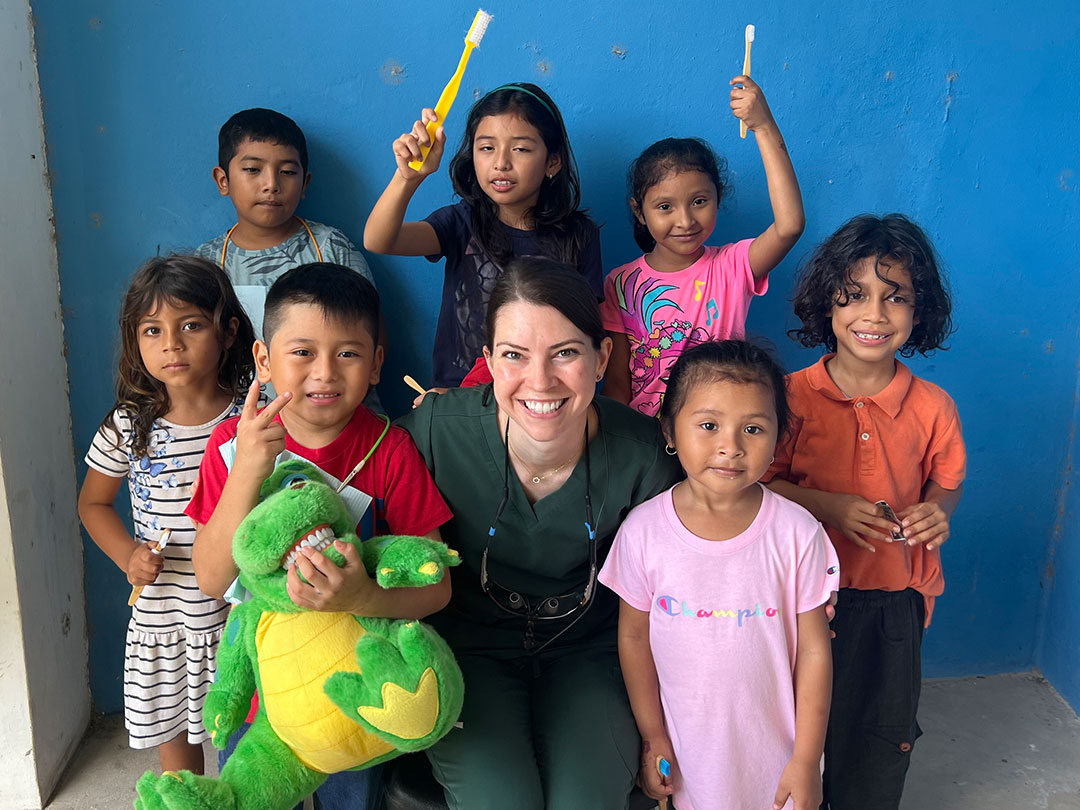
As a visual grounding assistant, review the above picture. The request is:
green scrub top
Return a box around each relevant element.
[397,385,681,657]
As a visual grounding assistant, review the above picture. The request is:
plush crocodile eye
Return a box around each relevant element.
[280,472,311,490]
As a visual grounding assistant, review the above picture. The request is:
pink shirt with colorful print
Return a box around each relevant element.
[600,240,765,416]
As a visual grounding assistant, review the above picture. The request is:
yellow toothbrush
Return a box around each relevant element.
[740,24,755,139]
[408,9,494,171]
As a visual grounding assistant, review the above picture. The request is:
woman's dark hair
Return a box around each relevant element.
[101,255,255,457]
[790,213,953,356]
[448,83,593,268]
[485,257,606,350]
[628,137,729,252]
[660,340,790,440]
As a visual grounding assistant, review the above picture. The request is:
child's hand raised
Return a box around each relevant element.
[393,109,447,182]
[820,493,901,552]
[729,76,778,135]
[232,380,291,481]
[898,502,950,551]
[126,541,164,587]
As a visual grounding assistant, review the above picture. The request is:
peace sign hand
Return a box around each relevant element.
[232,379,291,481]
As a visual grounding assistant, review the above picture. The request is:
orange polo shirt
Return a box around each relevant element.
[762,356,965,623]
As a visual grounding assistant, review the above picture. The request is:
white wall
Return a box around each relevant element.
[0,465,36,807]
[0,1,90,807]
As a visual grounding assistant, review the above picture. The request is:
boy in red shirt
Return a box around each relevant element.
[187,262,452,809]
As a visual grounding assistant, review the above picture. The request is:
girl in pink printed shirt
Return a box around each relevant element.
[600,76,804,416]
[600,341,838,810]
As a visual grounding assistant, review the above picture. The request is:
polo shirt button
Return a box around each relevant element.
[860,432,870,440]
[855,401,865,408]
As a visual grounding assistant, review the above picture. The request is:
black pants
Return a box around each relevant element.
[822,588,925,810]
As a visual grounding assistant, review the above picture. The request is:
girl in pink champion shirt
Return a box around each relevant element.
[600,76,804,417]
[600,340,838,810]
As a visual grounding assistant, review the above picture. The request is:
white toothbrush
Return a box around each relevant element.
[740,24,755,139]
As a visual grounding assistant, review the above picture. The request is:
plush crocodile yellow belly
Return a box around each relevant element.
[256,611,394,773]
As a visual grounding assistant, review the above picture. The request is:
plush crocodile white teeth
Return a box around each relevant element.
[282,524,336,569]
[523,399,565,414]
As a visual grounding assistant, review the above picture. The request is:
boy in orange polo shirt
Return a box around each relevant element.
[763,214,964,810]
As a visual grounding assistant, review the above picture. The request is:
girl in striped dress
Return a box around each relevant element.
[79,255,255,774]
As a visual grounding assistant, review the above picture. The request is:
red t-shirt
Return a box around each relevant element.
[186,405,452,539]
[185,405,453,724]
[460,356,493,388]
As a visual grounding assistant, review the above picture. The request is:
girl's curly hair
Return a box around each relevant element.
[100,255,255,457]
[790,213,953,356]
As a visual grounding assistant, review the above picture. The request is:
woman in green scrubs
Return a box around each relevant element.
[397,257,680,809]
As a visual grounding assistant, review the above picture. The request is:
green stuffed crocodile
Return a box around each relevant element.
[134,459,463,810]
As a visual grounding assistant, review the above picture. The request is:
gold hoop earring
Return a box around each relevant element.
[665,445,678,456]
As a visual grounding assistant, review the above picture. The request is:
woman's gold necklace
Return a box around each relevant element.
[508,437,579,485]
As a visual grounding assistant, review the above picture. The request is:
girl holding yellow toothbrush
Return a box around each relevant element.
[364,83,604,391]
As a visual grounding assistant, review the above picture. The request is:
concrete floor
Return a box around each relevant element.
[38,673,1080,810]
[900,674,1080,810]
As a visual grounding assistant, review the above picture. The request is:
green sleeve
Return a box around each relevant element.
[394,393,437,471]
[634,420,683,503]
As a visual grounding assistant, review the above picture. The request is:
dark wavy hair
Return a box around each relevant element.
[485,257,606,351]
[628,137,729,252]
[790,214,953,356]
[447,83,593,268]
[101,256,255,457]
[660,339,790,441]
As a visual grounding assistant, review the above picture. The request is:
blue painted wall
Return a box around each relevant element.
[31,1,1079,712]
[1038,384,1080,709]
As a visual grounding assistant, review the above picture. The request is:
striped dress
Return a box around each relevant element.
[85,397,243,749]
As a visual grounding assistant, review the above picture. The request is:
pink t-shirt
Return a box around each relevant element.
[599,485,839,810]
[600,240,766,417]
